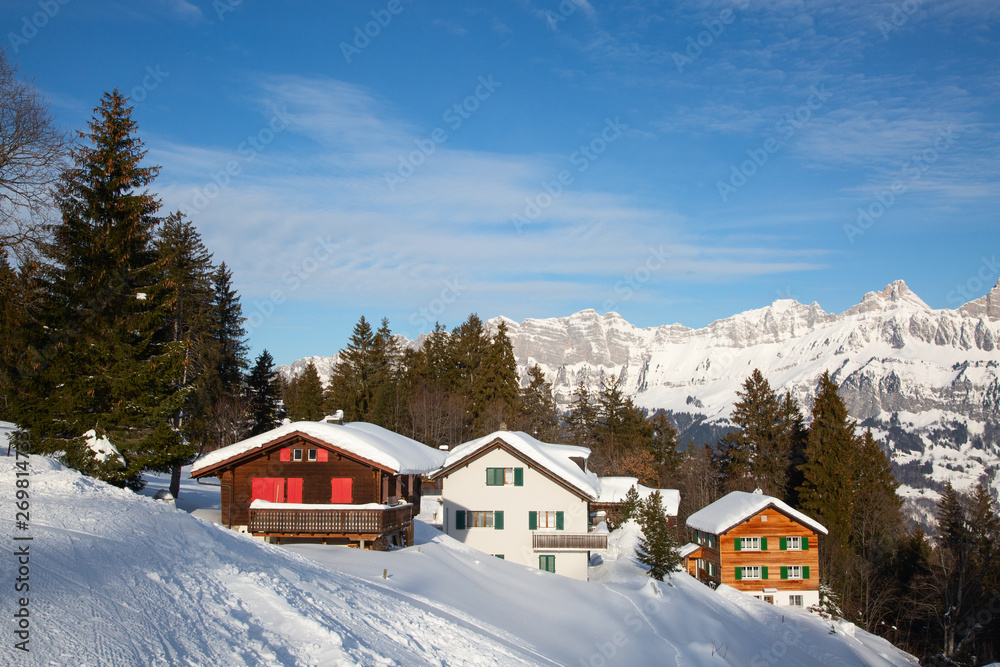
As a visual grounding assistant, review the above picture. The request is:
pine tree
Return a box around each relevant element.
[620,485,641,523]
[636,490,681,581]
[154,212,217,497]
[565,379,597,447]
[798,371,860,552]
[286,361,325,421]
[452,313,489,430]
[780,391,808,505]
[211,262,248,396]
[474,319,520,434]
[326,315,377,422]
[518,363,560,441]
[247,350,281,436]
[370,317,403,429]
[20,90,188,488]
[719,369,788,496]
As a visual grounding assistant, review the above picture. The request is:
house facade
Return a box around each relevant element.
[190,420,445,549]
[429,431,607,581]
[685,491,827,608]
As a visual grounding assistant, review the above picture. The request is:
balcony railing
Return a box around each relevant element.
[532,532,608,551]
[248,503,413,536]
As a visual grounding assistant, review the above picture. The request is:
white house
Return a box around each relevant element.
[593,476,680,528]
[428,431,607,581]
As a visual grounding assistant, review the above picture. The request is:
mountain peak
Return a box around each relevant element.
[958,278,1000,320]
[843,279,930,316]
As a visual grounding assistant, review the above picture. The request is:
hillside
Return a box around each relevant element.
[279,280,1000,507]
[2,455,918,666]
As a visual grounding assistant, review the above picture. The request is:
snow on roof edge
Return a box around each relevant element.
[686,491,828,536]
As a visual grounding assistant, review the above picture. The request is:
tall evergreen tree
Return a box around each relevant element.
[285,361,324,421]
[326,315,377,421]
[247,350,281,436]
[211,262,248,396]
[154,212,218,496]
[474,319,520,434]
[518,363,560,441]
[719,369,789,496]
[798,371,860,552]
[19,90,187,488]
[565,379,597,447]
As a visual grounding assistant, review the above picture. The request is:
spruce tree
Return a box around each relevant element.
[211,262,248,396]
[154,212,217,497]
[518,363,559,441]
[565,379,597,447]
[286,361,325,421]
[326,315,377,421]
[21,90,187,488]
[636,490,681,581]
[719,369,788,496]
[247,350,281,435]
[798,371,859,552]
[474,319,520,434]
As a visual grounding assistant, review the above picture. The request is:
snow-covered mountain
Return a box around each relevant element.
[281,280,1000,504]
[2,454,918,666]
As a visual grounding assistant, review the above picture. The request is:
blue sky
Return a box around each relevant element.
[7,0,999,365]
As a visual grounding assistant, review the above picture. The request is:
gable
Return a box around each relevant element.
[431,439,595,501]
[191,431,396,478]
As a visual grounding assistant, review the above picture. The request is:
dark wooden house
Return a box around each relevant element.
[190,421,446,550]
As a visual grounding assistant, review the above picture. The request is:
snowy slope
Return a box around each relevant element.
[3,456,918,666]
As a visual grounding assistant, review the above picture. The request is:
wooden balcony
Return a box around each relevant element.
[248,503,413,548]
[532,532,608,551]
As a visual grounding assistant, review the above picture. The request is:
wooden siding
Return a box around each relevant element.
[714,506,820,593]
[220,435,417,527]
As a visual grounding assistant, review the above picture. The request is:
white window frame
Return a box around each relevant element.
[786,536,801,551]
[789,594,803,607]
[292,448,303,461]
[786,565,802,580]
[696,558,706,572]
[742,537,761,551]
[503,468,515,485]
[537,510,558,529]
[307,448,317,461]
[742,566,762,580]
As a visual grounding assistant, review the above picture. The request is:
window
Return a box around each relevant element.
[465,511,504,529]
[786,566,802,580]
[539,555,556,573]
[529,511,564,530]
[789,595,803,607]
[783,536,801,550]
[736,566,768,580]
[708,562,717,577]
[292,448,303,461]
[742,537,760,551]
[486,467,524,486]
[307,448,317,461]
[696,558,706,572]
[761,515,767,522]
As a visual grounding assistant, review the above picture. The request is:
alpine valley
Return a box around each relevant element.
[281,279,1000,527]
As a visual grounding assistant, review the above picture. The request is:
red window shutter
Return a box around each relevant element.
[331,478,353,503]
[251,478,284,503]
[279,448,290,462]
[317,448,329,462]
[286,478,303,503]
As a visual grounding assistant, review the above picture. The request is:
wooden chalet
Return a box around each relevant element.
[685,490,828,608]
[190,421,446,550]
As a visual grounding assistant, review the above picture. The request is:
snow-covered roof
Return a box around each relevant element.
[686,491,828,536]
[596,476,680,515]
[679,542,701,559]
[436,431,601,500]
[191,421,446,476]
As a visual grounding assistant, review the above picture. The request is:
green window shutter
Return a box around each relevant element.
[779,537,787,551]
[735,567,742,581]
[495,554,504,560]
[761,537,767,551]
[781,566,788,580]
[802,537,809,550]
[528,511,537,530]
[486,469,494,485]
[556,511,564,530]
[514,468,524,486]
[456,511,466,530]
[494,511,504,530]
[734,538,741,551]
[803,566,810,579]
[762,566,769,580]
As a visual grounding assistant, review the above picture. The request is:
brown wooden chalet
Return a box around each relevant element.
[190,421,446,550]
[685,490,828,608]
